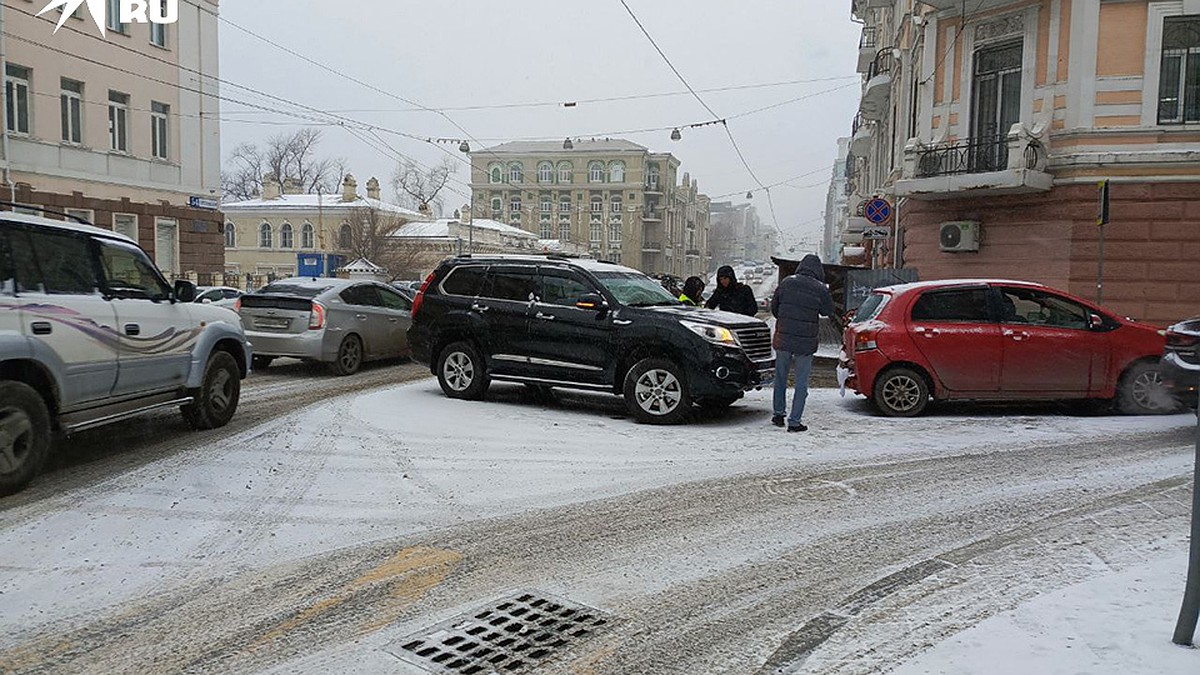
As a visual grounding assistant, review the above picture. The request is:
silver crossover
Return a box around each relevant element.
[237,277,413,375]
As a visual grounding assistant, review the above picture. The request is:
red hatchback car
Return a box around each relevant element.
[839,280,1171,417]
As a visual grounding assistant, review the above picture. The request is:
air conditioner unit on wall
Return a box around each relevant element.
[939,221,981,252]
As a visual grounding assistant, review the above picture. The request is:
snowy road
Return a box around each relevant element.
[0,378,1195,674]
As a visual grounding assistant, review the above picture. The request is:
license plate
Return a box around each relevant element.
[255,317,290,330]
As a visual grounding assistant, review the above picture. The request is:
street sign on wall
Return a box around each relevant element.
[189,196,219,210]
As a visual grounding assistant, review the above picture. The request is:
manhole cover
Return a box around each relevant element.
[388,591,611,673]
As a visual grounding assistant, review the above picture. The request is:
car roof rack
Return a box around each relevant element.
[0,200,93,226]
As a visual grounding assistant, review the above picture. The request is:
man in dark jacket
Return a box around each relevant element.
[770,254,841,432]
[705,265,758,316]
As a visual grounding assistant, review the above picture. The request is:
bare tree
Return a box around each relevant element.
[391,157,458,217]
[340,205,431,279]
[220,128,346,201]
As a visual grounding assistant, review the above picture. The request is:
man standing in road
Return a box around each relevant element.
[705,265,758,316]
[771,254,841,432]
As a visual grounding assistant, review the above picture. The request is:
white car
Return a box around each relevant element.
[195,286,242,308]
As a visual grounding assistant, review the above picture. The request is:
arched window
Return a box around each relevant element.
[301,222,315,249]
[537,162,553,183]
[609,161,625,183]
[224,223,235,248]
[338,223,352,249]
[588,161,604,183]
[489,164,502,184]
[590,195,603,218]
[508,162,523,183]
[491,197,503,215]
[557,161,572,183]
[279,222,294,249]
[611,195,623,213]
[259,222,272,248]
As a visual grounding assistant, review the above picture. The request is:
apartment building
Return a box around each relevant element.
[467,139,712,277]
[823,137,854,263]
[708,201,777,268]
[843,0,1200,326]
[2,0,224,280]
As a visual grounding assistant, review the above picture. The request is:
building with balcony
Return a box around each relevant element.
[2,1,224,281]
[467,139,710,276]
[824,137,853,263]
[844,0,1200,326]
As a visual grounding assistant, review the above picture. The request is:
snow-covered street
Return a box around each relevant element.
[0,377,1196,673]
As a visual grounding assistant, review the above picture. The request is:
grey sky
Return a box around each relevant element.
[219,0,862,255]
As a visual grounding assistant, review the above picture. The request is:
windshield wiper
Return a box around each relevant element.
[628,301,680,307]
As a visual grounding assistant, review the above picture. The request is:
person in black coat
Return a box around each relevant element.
[770,254,841,432]
[705,265,758,316]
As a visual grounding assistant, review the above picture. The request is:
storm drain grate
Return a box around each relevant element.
[388,591,611,673]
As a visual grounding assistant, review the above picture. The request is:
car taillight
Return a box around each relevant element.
[309,300,327,330]
[412,272,435,319]
[1167,329,1199,348]
[855,330,879,352]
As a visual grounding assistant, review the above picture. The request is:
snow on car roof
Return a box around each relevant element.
[1,211,137,244]
[874,278,1049,294]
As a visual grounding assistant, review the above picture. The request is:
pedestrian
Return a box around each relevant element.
[679,276,706,306]
[705,265,757,316]
[770,254,841,432]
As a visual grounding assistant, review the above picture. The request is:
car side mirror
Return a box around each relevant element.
[1090,313,1105,329]
[174,279,197,303]
[575,293,608,311]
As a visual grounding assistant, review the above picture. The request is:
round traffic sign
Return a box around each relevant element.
[865,198,893,225]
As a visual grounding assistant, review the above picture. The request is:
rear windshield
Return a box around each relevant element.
[259,282,331,299]
[853,293,888,323]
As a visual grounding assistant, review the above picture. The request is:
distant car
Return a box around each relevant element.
[237,277,413,375]
[840,279,1171,417]
[1161,317,1199,409]
[391,284,417,303]
[195,286,242,307]
[757,297,770,313]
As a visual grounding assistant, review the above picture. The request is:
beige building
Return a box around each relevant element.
[843,0,1200,326]
[387,216,547,281]
[222,174,423,287]
[2,0,224,280]
[467,139,711,277]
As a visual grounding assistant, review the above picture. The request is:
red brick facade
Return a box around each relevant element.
[899,182,1200,327]
[9,184,225,280]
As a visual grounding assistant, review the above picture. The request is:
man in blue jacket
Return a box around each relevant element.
[770,254,841,432]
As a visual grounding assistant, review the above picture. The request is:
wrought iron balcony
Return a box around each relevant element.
[857,27,878,72]
[643,207,662,221]
[915,134,1011,177]
[897,124,1052,200]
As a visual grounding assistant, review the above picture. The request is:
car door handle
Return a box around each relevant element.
[471,304,490,313]
[613,319,633,326]
[914,327,939,337]
[30,321,52,335]
[535,312,555,321]
[356,314,368,321]
[388,317,399,323]
[125,323,140,336]
[1004,330,1030,341]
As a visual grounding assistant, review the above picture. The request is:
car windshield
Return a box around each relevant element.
[259,282,332,299]
[593,271,681,307]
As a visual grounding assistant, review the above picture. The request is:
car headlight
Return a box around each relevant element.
[681,320,739,346]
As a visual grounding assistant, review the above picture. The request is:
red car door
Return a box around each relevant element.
[994,286,1108,395]
[908,286,1001,393]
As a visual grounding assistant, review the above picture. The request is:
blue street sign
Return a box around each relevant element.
[189,196,219,210]
[864,198,893,225]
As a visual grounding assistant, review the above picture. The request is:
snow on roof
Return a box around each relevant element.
[390,218,538,239]
[877,278,1050,294]
[479,139,648,155]
[1,211,136,244]
[339,258,386,273]
[222,194,425,219]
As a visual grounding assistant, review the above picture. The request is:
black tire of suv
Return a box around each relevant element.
[0,382,52,497]
[437,341,489,400]
[181,351,242,430]
[251,355,275,371]
[1116,361,1178,415]
[873,366,930,417]
[329,334,364,376]
[624,358,692,425]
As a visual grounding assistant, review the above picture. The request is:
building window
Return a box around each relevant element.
[588,161,604,183]
[557,161,572,183]
[1159,17,1200,124]
[538,162,553,183]
[113,214,138,241]
[611,195,623,213]
[150,21,168,48]
[151,101,169,159]
[509,211,522,225]
[106,0,128,33]
[540,220,552,239]
[540,195,552,213]
[60,78,83,144]
[155,218,178,276]
[491,196,503,216]
[610,251,622,264]
[609,161,625,183]
[510,194,522,213]
[559,194,571,213]
[339,223,352,249]
[259,222,273,248]
[301,222,315,248]
[971,41,1023,140]
[589,222,602,242]
[609,223,622,243]
[5,64,30,135]
[508,162,523,183]
[489,164,502,184]
[108,91,129,153]
[280,222,294,249]
[224,222,236,248]
[558,219,570,241]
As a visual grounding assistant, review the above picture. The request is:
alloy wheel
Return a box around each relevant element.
[443,352,475,392]
[340,339,362,372]
[881,375,922,413]
[635,369,682,416]
[1131,369,1169,412]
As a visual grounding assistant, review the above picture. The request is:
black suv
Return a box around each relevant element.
[1161,317,1199,409]
[408,256,774,424]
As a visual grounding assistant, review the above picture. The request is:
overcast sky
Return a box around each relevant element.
[219,0,862,255]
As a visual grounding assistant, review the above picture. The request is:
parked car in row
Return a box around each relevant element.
[195,286,242,307]
[237,277,413,375]
[839,279,1172,417]
[1161,317,1199,409]
[1,210,251,495]
[408,255,775,424]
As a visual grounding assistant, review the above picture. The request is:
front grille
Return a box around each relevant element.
[734,325,773,361]
[1167,346,1199,365]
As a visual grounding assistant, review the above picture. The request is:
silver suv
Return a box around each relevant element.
[0,211,252,495]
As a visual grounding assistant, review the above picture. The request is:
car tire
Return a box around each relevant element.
[624,358,691,425]
[437,341,489,400]
[873,366,930,417]
[0,382,52,497]
[181,351,241,430]
[1117,361,1178,415]
[251,355,275,371]
[329,334,364,376]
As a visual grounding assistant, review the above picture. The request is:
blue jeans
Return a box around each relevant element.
[774,350,814,426]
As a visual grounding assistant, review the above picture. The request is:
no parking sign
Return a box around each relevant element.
[864,198,893,225]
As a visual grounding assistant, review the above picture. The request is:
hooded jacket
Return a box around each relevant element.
[679,276,706,306]
[770,254,838,355]
[705,265,758,316]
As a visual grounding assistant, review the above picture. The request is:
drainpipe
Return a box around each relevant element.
[0,0,16,202]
